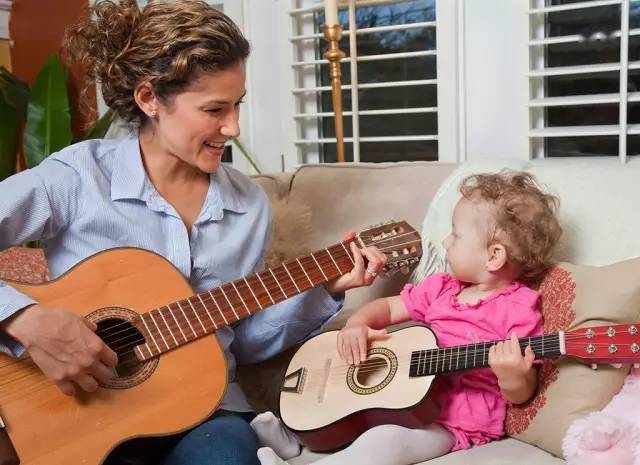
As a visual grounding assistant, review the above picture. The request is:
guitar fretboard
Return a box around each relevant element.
[133,240,357,360]
[408,334,563,377]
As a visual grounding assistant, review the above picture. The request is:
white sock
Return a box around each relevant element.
[257,446,290,465]
[250,412,301,460]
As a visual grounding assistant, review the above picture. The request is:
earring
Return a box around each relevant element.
[150,109,157,117]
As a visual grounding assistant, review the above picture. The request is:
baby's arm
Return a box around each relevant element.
[488,333,537,404]
[337,295,410,365]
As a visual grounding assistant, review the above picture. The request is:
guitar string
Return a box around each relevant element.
[92,235,421,344]
[91,238,422,353]
[0,237,421,373]
[1,340,635,395]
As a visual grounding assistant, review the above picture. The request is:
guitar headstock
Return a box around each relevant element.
[564,323,640,365]
[358,220,422,275]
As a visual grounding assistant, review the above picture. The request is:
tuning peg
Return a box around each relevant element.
[634,363,640,369]
[591,364,598,370]
[610,363,623,369]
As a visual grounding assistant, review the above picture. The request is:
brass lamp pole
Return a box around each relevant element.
[322,24,346,163]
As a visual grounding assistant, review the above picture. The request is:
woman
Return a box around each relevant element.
[0,1,385,464]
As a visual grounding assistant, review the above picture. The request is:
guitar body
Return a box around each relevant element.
[279,326,439,451]
[0,248,227,465]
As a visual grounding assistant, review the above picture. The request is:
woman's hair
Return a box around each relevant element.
[459,171,562,287]
[64,0,250,124]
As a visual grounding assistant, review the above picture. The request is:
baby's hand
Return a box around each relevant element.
[337,324,387,366]
[488,332,536,386]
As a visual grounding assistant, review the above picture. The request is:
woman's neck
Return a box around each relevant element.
[138,126,207,190]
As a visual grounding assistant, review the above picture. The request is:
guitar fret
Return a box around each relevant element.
[283,263,301,293]
[256,273,276,304]
[417,351,423,376]
[325,248,341,273]
[158,308,179,347]
[297,258,315,286]
[149,310,170,350]
[449,347,453,371]
[231,281,251,315]
[208,290,229,325]
[310,252,329,281]
[441,348,446,373]
[186,297,207,333]
[340,242,355,266]
[473,342,477,368]
[456,346,460,371]
[244,277,263,309]
[269,268,289,298]
[483,342,488,366]
[167,304,188,342]
[141,315,161,354]
[429,349,434,375]
[177,300,198,338]
[220,286,241,320]
[197,294,219,329]
[542,334,545,356]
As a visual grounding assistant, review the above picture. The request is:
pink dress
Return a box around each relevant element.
[400,272,543,451]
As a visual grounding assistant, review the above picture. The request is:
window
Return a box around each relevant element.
[529,0,640,160]
[287,0,448,163]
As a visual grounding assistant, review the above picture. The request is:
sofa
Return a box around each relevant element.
[242,158,640,465]
[4,158,640,465]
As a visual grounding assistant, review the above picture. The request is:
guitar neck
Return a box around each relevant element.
[408,333,564,377]
[133,240,357,360]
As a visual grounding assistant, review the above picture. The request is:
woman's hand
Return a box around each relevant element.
[324,230,387,294]
[337,322,387,365]
[3,305,118,396]
[488,332,537,404]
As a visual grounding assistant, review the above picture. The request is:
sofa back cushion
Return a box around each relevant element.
[506,259,640,457]
[284,162,457,319]
[413,158,640,284]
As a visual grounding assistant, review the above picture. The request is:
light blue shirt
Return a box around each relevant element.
[0,134,342,411]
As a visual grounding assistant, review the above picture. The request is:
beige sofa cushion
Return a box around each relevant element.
[286,162,457,318]
[506,259,640,457]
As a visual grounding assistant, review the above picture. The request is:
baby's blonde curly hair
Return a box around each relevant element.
[460,171,562,287]
[64,0,250,125]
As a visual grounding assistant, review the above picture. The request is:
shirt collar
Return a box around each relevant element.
[110,134,148,202]
[110,134,247,217]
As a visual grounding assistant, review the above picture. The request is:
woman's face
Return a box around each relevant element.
[152,61,246,173]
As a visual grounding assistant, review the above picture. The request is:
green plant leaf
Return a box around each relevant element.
[82,109,114,141]
[231,137,261,174]
[0,66,29,115]
[0,67,29,181]
[23,55,72,168]
[0,97,20,181]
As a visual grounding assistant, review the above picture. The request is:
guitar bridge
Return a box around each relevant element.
[281,367,306,394]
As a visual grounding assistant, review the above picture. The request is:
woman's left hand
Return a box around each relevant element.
[324,230,387,294]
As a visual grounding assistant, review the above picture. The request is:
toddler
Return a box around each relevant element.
[255,171,562,465]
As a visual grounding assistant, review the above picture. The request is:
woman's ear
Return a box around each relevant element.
[134,81,160,118]
[486,243,507,272]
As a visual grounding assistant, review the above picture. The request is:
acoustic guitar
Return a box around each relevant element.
[280,323,640,451]
[0,220,421,465]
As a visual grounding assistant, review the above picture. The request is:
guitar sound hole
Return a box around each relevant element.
[88,308,160,390]
[97,318,146,377]
[354,355,390,389]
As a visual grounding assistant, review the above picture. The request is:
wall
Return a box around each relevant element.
[461,0,530,161]
[9,0,96,136]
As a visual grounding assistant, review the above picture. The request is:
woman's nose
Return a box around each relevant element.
[221,112,240,138]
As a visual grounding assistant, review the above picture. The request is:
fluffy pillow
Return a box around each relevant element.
[506,259,640,457]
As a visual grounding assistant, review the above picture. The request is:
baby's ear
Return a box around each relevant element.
[486,243,507,272]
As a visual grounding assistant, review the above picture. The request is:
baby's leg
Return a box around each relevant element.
[250,411,301,459]
[258,423,455,465]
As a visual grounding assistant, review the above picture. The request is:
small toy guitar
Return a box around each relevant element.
[280,323,640,451]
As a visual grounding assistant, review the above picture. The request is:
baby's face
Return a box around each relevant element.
[442,197,493,283]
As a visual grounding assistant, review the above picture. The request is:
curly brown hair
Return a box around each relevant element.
[459,171,562,287]
[64,0,250,125]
